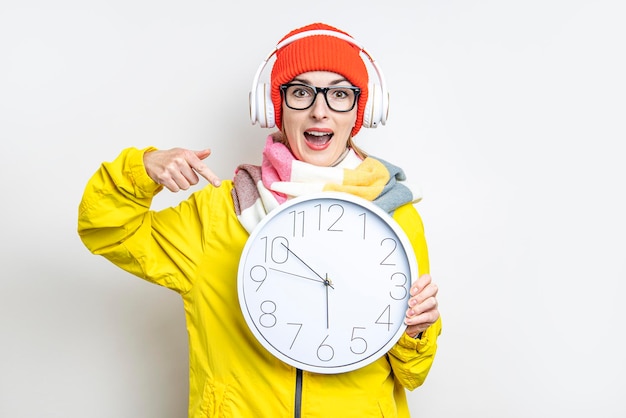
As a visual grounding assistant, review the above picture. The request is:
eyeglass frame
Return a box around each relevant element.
[279,83,361,113]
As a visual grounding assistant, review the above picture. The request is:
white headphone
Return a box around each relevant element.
[249,29,389,130]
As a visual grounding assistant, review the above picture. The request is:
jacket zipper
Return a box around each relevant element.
[294,368,303,418]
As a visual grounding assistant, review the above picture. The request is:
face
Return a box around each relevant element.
[281,71,358,166]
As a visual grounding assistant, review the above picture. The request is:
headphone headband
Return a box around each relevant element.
[275,29,364,52]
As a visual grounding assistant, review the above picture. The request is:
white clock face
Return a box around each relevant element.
[237,192,417,374]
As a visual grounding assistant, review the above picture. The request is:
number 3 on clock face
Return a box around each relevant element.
[237,192,418,374]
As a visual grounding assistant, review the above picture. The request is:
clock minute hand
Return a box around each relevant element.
[325,273,330,329]
[280,243,334,289]
[268,267,325,284]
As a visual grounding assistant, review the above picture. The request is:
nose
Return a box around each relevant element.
[309,91,330,119]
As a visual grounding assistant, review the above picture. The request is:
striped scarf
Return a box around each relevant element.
[232,135,422,234]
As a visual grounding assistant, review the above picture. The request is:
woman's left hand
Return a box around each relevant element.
[404,274,439,338]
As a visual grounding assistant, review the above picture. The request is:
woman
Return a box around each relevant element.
[78,22,441,418]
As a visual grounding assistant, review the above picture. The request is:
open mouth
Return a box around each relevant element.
[304,130,333,149]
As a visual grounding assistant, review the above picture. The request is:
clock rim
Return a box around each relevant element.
[237,191,418,374]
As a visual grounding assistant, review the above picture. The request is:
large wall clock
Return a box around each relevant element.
[237,192,417,374]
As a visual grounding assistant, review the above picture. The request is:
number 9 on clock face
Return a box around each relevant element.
[237,192,418,374]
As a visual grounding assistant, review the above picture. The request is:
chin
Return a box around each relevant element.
[300,155,332,167]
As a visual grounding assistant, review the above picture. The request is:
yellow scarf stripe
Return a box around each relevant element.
[323,157,390,201]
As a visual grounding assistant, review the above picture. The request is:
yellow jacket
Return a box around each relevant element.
[78,147,441,418]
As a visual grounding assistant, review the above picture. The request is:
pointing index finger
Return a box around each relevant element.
[192,164,221,187]
[189,150,221,187]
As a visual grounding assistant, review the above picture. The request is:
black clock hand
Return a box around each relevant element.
[268,267,325,284]
[324,273,330,329]
[280,243,334,289]
[279,242,334,329]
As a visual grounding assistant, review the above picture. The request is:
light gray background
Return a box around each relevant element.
[1,1,624,417]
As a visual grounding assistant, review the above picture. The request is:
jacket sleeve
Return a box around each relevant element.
[77,146,203,294]
[386,204,442,390]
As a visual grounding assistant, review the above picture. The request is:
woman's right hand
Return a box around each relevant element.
[143,148,222,192]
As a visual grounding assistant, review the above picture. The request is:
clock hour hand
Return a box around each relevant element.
[280,243,334,289]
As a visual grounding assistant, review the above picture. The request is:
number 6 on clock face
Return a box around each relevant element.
[237,192,418,374]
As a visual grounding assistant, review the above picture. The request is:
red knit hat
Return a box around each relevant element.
[270,23,369,137]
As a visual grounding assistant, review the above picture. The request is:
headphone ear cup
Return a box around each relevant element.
[362,83,385,128]
[254,83,275,128]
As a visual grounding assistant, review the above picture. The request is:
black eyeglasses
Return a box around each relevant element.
[280,83,361,112]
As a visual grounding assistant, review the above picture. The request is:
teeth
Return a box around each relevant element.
[305,131,330,137]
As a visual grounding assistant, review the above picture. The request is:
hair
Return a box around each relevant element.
[348,138,368,160]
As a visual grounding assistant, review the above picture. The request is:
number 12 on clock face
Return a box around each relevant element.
[237,192,418,374]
